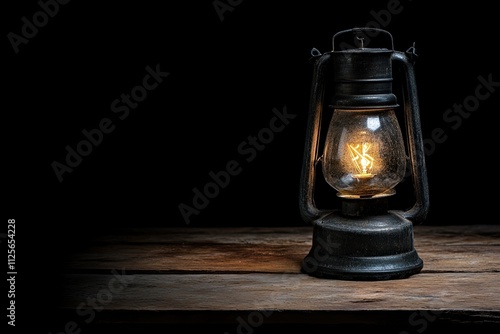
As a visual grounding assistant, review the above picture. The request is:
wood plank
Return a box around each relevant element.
[65,225,500,274]
[56,225,500,328]
[58,273,500,319]
[81,225,500,245]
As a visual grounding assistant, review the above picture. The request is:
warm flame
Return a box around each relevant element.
[348,143,374,178]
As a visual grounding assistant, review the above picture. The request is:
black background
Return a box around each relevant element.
[4,0,500,333]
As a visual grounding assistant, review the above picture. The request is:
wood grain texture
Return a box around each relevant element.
[60,272,500,311]
[57,225,500,328]
[65,225,500,274]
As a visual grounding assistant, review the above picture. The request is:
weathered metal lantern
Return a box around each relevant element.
[299,28,429,280]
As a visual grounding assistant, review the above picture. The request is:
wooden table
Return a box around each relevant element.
[54,225,500,333]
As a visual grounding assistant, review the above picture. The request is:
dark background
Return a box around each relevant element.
[3,0,499,333]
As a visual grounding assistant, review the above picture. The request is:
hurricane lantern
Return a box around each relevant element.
[299,28,430,281]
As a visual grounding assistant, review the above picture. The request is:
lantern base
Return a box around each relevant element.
[301,210,423,281]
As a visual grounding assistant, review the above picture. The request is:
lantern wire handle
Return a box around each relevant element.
[332,27,394,51]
